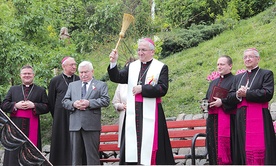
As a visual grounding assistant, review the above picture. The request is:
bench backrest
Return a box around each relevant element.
[167,119,206,148]
[100,119,206,151]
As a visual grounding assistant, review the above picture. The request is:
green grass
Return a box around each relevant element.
[41,4,276,145]
[161,5,276,115]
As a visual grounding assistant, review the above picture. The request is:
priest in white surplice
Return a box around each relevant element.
[108,38,175,165]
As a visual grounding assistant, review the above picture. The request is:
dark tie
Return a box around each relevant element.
[82,82,87,98]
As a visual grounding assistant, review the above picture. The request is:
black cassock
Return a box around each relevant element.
[1,84,49,166]
[48,73,79,165]
[228,67,276,165]
[205,72,236,165]
[108,60,175,165]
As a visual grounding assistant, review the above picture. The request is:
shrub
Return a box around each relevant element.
[160,23,226,58]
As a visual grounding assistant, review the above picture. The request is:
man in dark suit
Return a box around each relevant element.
[62,60,110,165]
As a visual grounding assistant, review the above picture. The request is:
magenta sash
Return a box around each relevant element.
[238,100,267,165]
[135,93,161,165]
[209,107,232,164]
[10,109,39,146]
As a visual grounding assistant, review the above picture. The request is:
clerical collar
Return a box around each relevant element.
[141,59,153,65]
[247,66,259,73]
[63,73,73,78]
[221,72,232,78]
[23,84,33,88]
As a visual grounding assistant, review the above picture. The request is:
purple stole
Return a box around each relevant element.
[10,109,39,146]
[135,93,161,165]
[209,107,233,164]
[238,100,267,165]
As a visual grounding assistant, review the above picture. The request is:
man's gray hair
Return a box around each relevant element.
[78,61,93,71]
[244,48,260,57]
[138,38,155,50]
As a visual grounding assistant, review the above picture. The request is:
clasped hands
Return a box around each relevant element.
[117,103,127,111]
[73,99,89,110]
[236,85,247,98]
[15,100,35,110]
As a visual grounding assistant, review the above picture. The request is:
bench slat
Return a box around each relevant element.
[170,139,205,148]
[167,119,206,128]
[101,125,118,132]
[99,144,119,151]
[99,137,206,150]
[100,134,118,142]
[169,129,206,138]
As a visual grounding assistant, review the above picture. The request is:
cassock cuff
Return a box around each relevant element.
[13,105,18,114]
[32,108,37,115]
[110,62,117,69]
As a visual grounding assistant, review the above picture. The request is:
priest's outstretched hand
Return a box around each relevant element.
[109,49,118,63]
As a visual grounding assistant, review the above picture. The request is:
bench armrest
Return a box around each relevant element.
[191,133,207,165]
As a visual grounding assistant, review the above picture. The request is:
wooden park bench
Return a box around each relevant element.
[99,119,207,165]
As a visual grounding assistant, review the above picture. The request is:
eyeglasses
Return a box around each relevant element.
[21,73,34,76]
[67,63,77,67]
[243,55,258,59]
[137,49,152,53]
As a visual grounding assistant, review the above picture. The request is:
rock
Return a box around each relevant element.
[193,114,204,120]
[166,117,177,121]
[178,148,190,164]
[270,102,276,112]
[42,145,50,153]
[176,113,185,120]
[183,114,193,120]
[271,112,276,121]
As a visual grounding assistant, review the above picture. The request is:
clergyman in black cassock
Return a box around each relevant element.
[48,56,80,165]
[204,55,236,165]
[1,65,49,166]
[227,48,276,165]
[108,38,175,165]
